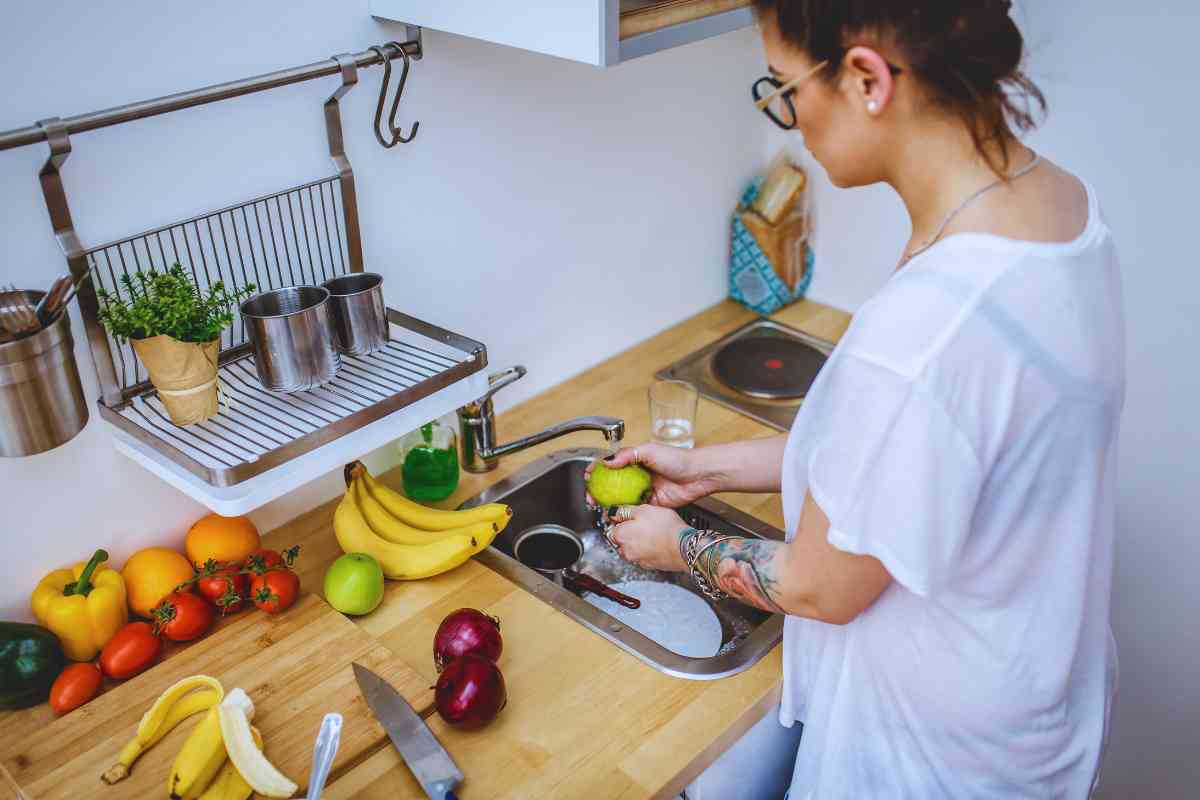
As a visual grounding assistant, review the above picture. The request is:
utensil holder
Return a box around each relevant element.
[0,290,89,456]
[321,272,388,356]
[240,286,339,393]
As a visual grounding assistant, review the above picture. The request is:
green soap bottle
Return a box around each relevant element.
[399,416,460,502]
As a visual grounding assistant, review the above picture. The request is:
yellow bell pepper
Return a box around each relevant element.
[31,549,128,662]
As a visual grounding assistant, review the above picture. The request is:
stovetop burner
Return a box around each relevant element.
[655,318,834,432]
[712,336,826,399]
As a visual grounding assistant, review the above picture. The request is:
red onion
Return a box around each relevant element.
[433,608,503,673]
[434,654,507,729]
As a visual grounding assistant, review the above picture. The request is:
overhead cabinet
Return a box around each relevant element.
[369,0,754,66]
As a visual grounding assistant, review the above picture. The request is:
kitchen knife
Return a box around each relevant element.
[353,662,463,800]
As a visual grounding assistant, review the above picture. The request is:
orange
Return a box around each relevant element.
[185,514,261,569]
[121,547,196,617]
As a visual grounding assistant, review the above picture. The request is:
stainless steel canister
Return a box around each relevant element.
[0,290,89,456]
[320,272,388,356]
[240,286,339,392]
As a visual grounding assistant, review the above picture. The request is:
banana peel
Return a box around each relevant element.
[197,726,264,800]
[102,675,224,784]
[218,688,297,798]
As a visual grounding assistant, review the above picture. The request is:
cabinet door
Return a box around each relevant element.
[369,1,753,66]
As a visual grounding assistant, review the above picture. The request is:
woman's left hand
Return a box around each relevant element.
[608,505,690,572]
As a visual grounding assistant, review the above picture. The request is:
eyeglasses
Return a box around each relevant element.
[752,60,830,131]
[751,58,905,131]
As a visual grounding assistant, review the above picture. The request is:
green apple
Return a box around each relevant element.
[324,552,385,615]
[587,462,653,507]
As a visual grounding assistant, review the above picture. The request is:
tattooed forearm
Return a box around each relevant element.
[693,533,787,614]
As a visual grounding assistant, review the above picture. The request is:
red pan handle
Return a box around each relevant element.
[565,569,640,609]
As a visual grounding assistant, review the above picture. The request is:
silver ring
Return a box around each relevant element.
[632,448,640,464]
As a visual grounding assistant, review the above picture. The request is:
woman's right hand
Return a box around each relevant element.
[584,443,722,510]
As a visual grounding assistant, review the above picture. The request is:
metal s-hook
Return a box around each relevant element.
[370,42,419,148]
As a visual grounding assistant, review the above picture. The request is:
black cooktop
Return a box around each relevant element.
[712,335,826,400]
[655,318,834,431]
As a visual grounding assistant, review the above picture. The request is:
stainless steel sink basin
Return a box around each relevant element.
[460,448,784,679]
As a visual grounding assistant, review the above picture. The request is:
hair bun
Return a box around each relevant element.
[940,2,1022,87]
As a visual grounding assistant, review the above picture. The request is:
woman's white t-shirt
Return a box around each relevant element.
[780,180,1123,798]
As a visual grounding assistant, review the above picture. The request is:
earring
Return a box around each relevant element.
[867,100,879,114]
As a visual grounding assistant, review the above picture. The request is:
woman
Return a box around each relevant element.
[592,1,1123,796]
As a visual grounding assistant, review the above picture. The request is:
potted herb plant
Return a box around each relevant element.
[96,264,253,425]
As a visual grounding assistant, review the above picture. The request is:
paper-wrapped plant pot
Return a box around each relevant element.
[130,336,219,425]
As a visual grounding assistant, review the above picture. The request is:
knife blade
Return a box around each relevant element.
[353,662,463,800]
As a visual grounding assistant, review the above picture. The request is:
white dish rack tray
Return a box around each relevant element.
[103,310,486,516]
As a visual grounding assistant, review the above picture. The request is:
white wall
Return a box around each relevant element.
[0,2,763,619]
[782,2,1200,796]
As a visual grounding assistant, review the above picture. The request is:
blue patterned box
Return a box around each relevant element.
[729,180,813,315]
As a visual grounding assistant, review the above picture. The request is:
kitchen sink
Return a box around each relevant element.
[460,448,785,680]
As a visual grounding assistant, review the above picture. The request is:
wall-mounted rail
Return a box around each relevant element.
[0,38,421,152]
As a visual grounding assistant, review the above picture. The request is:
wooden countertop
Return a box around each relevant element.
[1,298,850,800]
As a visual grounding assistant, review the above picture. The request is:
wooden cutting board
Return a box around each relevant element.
[0,592,433,800]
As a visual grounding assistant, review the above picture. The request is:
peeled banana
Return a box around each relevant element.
[218,689,297,799]
[355,462,511,530]
[102,675,224,784]
[353,474,500,546]
[167,706,228,800]
[333,491,498,580]
[197,725,263,800]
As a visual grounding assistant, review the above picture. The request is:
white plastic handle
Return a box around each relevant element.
[306,712,343,800]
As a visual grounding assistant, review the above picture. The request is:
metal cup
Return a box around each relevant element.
[513,524,585,585]
[320,272,388,356]
[512,523,641,609]
[0,290,89,456]
[240,286,339,392]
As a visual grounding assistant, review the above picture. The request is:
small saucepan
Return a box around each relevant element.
[513,524,640,609]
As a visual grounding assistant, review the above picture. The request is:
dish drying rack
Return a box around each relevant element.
[0,36,490,514]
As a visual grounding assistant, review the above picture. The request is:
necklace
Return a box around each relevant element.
[900,151,1043,267]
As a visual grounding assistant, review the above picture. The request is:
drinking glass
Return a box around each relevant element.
[648,379,698,449]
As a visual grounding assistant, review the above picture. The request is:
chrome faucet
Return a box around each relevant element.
[457,365,625,473]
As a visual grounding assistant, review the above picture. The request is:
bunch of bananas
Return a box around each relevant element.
[333,462,512,580]
[102,675,296,799]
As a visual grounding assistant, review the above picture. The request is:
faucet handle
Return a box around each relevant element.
[479,365,526,405]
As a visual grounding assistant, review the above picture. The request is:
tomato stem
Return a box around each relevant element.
[254,586,280,605]
[170,545,302,594]
[151,599,177,635]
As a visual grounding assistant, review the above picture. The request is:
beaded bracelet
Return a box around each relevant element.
[682,529,737,602]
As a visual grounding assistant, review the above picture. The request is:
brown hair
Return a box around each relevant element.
[753,0,1046,174]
